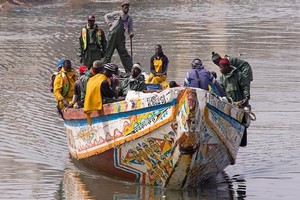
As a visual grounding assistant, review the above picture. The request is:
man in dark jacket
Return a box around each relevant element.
[218,58,250,107]
[79,15,107,68]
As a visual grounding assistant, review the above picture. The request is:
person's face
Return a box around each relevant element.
[155,45,162,55]
[64,61,72,72]
[132,67,141,78]
[213,57,221,66]
[219,64,231,75]
[122,5,130,15]
[88,20,95,28]
[103,69,113,78]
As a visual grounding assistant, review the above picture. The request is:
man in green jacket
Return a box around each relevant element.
[212,51,253,84]
[218,58,250,107]
[118,63,146,96]
[80,60,104,103]
[79,15,107,69]
[103,1,134,73]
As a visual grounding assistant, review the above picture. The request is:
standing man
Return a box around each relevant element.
[79,15,107,69]
[103,0,134,73]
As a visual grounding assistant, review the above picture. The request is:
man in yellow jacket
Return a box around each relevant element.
[53,60,77,110]
[84,63,118,125]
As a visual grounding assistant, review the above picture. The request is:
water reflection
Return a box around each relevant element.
[60,169,239,200]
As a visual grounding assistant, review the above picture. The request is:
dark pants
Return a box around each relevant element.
[103,20,133,73]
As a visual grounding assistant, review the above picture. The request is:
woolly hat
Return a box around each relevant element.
[79,65,87,75]
[212,52,221,64]
[132,63,143,71]
[57,59,64,68]
[104,63,118,73]
[219,58,230,66]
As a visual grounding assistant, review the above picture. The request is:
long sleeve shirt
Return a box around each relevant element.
[104,11,133,36]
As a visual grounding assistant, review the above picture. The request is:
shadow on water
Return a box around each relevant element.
[55,157,247,200]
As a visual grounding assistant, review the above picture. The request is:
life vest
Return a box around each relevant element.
[153,58,163,73]
[81,25,103,51]
[61,72,69,97]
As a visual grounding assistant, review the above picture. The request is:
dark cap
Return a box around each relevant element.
[191,58,203,69]
[121,0,130,7]
[212,51,221,64]
[104,63,118,73]
[88,15,95,21]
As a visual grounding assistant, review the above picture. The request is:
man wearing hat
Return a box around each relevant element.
[218,58,250,107]
[69,65,87,108]
[184,58,224,96]
[212,51,253,84]
[103,0,134,73]
[53,60,77,110]
[84,63,118,123]
[80,60,104,103]
[118,63,146,96]
[79,15,107,69]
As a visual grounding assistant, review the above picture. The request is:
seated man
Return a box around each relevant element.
[184,58,224,96]
[70,65,87,108]
[146,44,169,85]
[53,60,77,110]
[80,60,103,103]
[118,63,147,97]
[84,63,118,124]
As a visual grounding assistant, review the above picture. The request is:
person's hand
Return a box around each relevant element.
[241,97,250,107]
[129,33,134,39]
[62,99,69,107]
[68,102,74,108]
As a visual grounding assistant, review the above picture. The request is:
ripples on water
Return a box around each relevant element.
[0,0,299,199]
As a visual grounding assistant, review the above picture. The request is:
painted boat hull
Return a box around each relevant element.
[62,88,247,188]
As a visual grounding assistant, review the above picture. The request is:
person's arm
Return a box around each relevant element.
[161,56,169,75]
[53,74,69,107]
[150,56,156,75]
[104,11,120,26]
[184,71,190,87]
[101,80,116,99]
[239,72,250,99]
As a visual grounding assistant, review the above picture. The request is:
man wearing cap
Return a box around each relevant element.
[79,15,107,69]
[184,58,224,96]
[69,65,87,108]
[218,58,250,107]
[84,63,118,123]
[50,59,64,93]
[80,60,104,104]
[53,60,77,111]
[119,63,146,96]
[103,0,134,73]
[212,51,253,84]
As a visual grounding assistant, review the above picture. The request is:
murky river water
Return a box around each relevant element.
[0,0,300,199]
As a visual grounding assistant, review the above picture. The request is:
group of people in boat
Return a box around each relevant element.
[50,0,253,117]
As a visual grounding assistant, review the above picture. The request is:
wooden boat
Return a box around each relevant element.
[62,87,253,189]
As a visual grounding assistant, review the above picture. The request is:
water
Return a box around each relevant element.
[0,0,299,199]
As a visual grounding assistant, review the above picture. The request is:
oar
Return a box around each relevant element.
[130,37,133,60]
